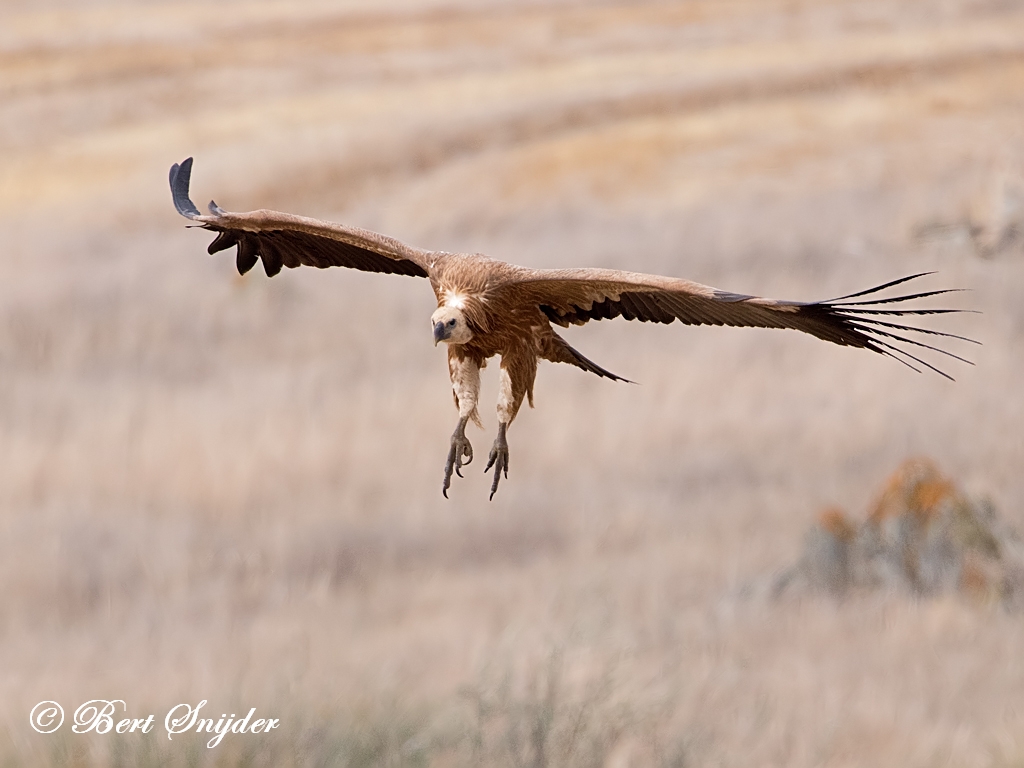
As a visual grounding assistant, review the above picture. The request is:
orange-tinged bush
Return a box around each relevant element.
[778,459,1022,606]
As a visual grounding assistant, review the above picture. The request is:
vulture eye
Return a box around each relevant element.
[447,318,457,327]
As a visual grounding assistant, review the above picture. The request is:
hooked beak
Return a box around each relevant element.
[433,321,447,346]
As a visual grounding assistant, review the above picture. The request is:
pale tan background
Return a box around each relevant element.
[1,0,1023,765]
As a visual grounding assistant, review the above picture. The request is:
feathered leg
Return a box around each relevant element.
[443,352,481,498]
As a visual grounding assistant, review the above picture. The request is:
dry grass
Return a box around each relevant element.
[1,0,1024,765]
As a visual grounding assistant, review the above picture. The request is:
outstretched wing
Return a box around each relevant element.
[169,158,431,279]
[499,268,976,380]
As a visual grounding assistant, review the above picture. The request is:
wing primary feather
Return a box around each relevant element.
[258,238,284,277]
[207,230,238,255]
[845,322,975,365]
[830,288,964,307]
[236,236,258,275]
[823,272,935,302]
[866,337,955,380]
[866,341,924,375]
[837,315,980,345]
[830,307,973,316]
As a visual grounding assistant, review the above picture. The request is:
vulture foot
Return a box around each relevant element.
[442,419,473,498]
[485,424,509,500]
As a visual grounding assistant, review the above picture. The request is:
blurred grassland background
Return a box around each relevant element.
[1,0,1024,765]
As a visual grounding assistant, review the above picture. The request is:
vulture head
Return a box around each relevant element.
[431,305,473,345]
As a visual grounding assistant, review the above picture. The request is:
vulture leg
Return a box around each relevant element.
[485,356,532,499]
[443,416,474,498]
[485,423,509,500]
[442,353,481,498]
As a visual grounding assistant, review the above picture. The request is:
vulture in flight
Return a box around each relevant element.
[170,158,973,499]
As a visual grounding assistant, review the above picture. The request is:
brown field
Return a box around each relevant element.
[2,0,1023,765]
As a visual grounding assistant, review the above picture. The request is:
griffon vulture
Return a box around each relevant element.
[170,158,973,499]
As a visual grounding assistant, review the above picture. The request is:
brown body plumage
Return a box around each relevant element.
[170,158,974,498]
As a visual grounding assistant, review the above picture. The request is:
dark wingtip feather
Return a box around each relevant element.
[868,337,957,381]
[813,273,976,380]
[825,272,935,302]
[261,241,284,277]
[206,230,238,255]
[841,315,981,346]
[235,237,258,275]
[169,157,202,219]
[845,321,975,366]
[832,288,965,307]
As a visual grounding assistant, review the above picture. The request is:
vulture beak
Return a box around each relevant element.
[433,321,447,345]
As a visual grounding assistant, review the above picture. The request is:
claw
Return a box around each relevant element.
[485,423,510,500]
[459,441,473,477]
[442,418,473,498]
